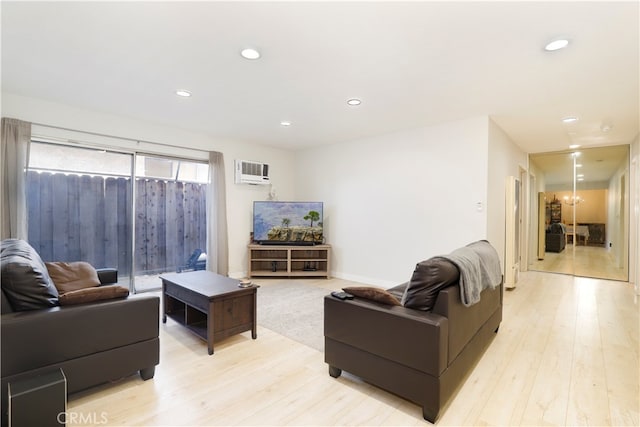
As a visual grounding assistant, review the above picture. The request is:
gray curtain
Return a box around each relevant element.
[206,151,229,275]
[1,118,31,240]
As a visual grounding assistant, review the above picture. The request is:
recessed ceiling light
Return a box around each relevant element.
[544,38,569,51]
[569,144,581,149]
[562,116,579,123]
[576,164,583,168]
[577,174,584,178]
[241,48,261,60]
[347,98,362,106]
[280,121,291,127]
[577,178,584,182]
[176,90,192,97]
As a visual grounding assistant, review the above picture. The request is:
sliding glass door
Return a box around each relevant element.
[27,141,135,287]
[27,142,209,292]
[133,155,209,292]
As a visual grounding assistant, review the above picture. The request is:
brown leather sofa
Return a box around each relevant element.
[1,239,159,425]
[324,247,503,423]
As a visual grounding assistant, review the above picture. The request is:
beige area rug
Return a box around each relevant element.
[256,281,329,352]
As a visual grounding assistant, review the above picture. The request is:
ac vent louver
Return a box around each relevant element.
[235,159,270,185]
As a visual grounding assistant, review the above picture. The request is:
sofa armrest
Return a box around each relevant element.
[324,296,448,376]
[96,268,118,285]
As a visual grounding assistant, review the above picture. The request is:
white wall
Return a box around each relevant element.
[2,93,564,286]
[294,116,490,287]
[487,119,528,273]
[606,146,632,274]
[1,93,296,276]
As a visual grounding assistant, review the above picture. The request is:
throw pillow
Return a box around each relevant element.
[58,286,129,306]
[46,261,100,294]
[386,282,408,301]
[0,239,59,311]
[342,286,401,306]
[401,257,459,311]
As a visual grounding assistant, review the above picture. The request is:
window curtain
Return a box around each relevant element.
[206,151,229,275]
[1,118,31,240]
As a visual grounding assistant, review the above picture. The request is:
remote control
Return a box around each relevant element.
[331,291,354,300]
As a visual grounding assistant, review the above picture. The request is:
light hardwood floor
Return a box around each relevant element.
[530,243,628,281]
[67,271,639,426]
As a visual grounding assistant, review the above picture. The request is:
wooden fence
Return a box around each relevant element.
[27,171,207,276]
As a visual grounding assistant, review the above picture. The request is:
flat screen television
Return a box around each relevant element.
[253,201,323,245]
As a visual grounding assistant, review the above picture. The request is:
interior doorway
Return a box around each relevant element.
[528,145,630,281]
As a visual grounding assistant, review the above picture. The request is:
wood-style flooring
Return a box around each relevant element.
[67,271,639,426]
[530,243,628,281]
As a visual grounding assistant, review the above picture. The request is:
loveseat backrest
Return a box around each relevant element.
[432,282,502,365]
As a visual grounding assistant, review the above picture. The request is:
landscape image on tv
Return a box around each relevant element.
[253,201,323,244]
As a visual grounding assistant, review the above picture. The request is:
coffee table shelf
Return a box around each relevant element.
[161,271,257,355]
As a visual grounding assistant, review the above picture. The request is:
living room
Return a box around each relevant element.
[1,1,639,426]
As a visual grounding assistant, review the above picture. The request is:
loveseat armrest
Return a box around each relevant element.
[96,268,118,285]
[324,296,448,376]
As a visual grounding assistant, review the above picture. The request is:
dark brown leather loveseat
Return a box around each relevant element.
[0,239,159,424]
[324,241,503,423]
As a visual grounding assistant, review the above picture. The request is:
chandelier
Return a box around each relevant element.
[563,195,583,206]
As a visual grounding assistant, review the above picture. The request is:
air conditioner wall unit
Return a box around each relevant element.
[234,159,270,185]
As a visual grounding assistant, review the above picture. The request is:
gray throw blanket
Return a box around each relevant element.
[441,240,502,307]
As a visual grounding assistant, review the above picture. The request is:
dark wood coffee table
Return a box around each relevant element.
[160,271,257,355]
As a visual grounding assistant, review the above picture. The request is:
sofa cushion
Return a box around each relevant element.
[0,239,59,311]
[401,257,459,311]
[343,286,401,306]
[46,261,101,294]
[58,286,130,306]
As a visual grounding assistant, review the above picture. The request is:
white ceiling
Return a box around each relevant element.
[1,1,638,156]
[529,144,629,187]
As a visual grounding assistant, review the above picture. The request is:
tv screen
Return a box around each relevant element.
[253,201,323,245]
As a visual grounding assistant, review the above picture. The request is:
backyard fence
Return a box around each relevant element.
[27,171,207,276]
